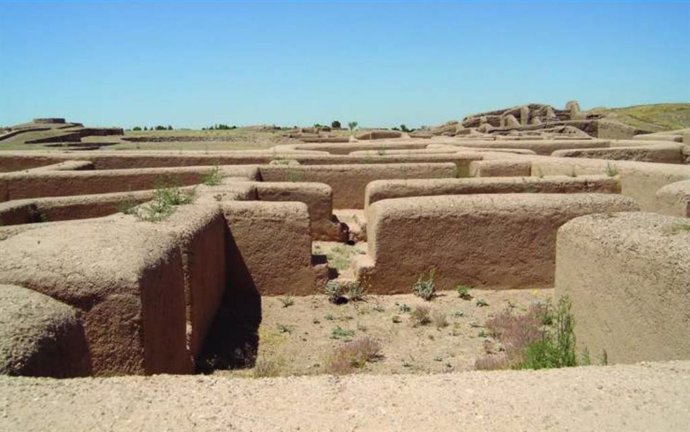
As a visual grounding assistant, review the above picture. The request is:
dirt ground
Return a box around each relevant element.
[219,286,553,378]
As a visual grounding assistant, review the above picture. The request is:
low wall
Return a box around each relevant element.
[0,190,157,225]
[21,160,95,172]
[259,163,459,208]
[555,212,690,364]
[0,284,91,377]
[444,139,610,155]
[552,143,685,164]
[254,182,345,241]
[0,165,258,202]
[223,201,328,295]
[469,160,532,177]
[0,220,192,376]
[359,193,639,293]
[364,175,621,209]
[655,180,690,217]
[529,156,690,213]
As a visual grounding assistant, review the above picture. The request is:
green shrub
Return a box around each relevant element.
[412,267,436,301]
[325,280,342,304]
[521,297,577,369]
[456,284,472,300]
[331,326,355,340]
[346,281,365,301]
[136,182,194,222]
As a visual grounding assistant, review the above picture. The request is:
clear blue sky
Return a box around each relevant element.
[1,1,689,129]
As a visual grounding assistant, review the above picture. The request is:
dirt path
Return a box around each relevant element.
[2,361,689,431]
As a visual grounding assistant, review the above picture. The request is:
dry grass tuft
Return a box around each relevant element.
[326,337,382,375]
[475,303,546,370]
[410,305,432,327]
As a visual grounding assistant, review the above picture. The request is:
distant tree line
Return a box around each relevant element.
[131,125,173,131]
[203,124,238,130]
[392,124,415,132]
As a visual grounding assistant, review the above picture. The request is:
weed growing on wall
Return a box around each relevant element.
[202,165,223,186]
[605,163,619,177]
[136,184,194,222]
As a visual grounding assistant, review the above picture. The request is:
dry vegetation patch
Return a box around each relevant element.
[217,289,553,378]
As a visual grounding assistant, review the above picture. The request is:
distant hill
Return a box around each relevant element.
[587,103,690,133]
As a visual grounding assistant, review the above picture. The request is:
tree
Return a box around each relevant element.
[132,126,142,131]
[331,120,341,129]
[400,124,410,133]
[348,121,358,131]
[143,126,148,131]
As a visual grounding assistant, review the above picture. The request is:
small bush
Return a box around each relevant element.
[521,298,577,369]
[476,299,489,307]
[325,336,381,374]
[136,184,194,222]
[279,295,294,308]
[276,323,294,334]
[331,326,355,340]
[348,121,358,131]
[456,284,472,300]
[432,310,449,329]
[412,267,436,301]
[118,195,139,215]
[476,297,580,371]
[346,281,365,301]
[253,357,284,378]
[325,280,342,304]
[410,305,431,327]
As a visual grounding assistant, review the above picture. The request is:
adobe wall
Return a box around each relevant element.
[222,201,328,295]
[364,175,621,209]
[0,284,91,377]
[0,190,157,225]
[259,163,459,208]
[0,165,258,201]
[555,212,690,364]
[530,156,690,212]
[551,143,685,163]
[360,194,639,293]
[21,160,95,172]
[272,142,430,154]
[469,160,532,177]
[0,219,192,376]
[159,204,227,359]
[441,139,611,155]
[254,182,346,241]
[655,180,690,217]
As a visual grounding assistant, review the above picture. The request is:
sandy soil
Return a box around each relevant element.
[219,287,553,378]
[2,361,689,431]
